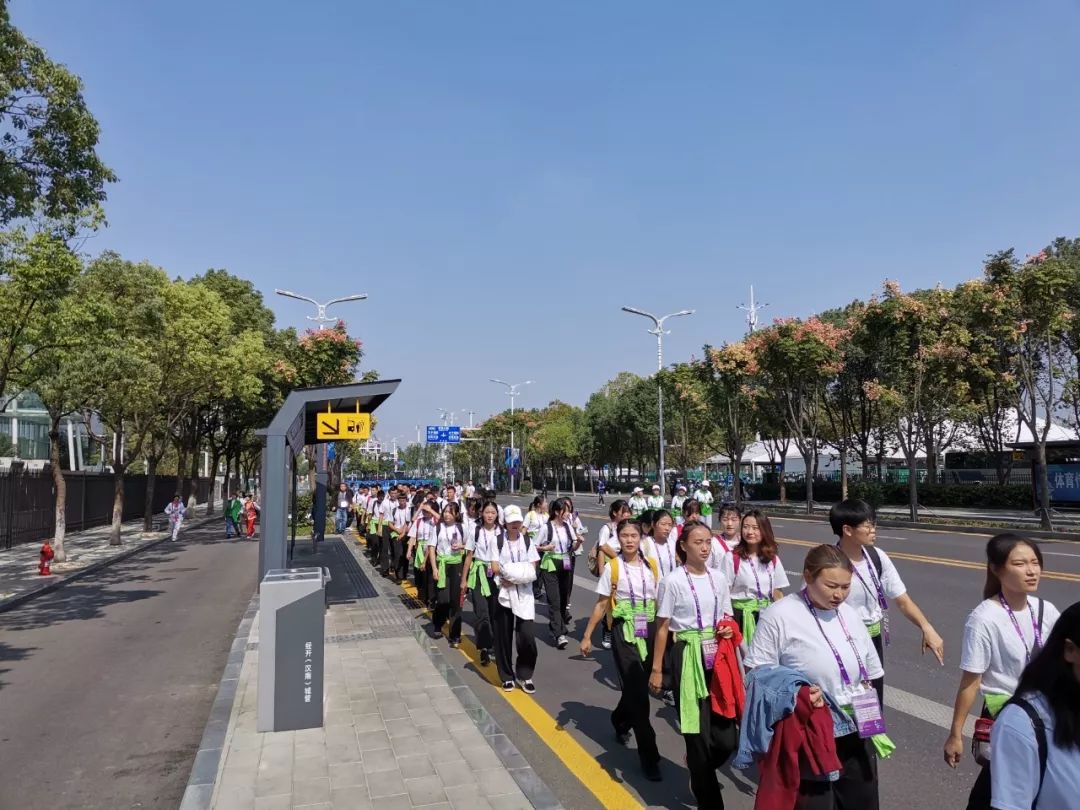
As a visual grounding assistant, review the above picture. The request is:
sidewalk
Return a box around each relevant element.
[190,533,560,810]
[0,503,217,612]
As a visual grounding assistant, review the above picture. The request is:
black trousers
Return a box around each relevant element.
[493,602,537,683]
[414,551,434,607]
[871,632,886,709]
[566,554,578,601]
[379,526,393,576]
[672,639,738,809]
[541,566,572,638]
[611,618,660,767]
[432,563,463,642]
[390,534,408,581]
[796,732,879,809]
[470,573,497,651]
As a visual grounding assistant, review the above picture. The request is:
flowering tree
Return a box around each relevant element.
[748,317,845,513]
[701,342,759,504]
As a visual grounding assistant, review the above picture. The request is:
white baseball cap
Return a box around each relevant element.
[652,485,660,491]
[633,486,644,494]
[677,484,687,492]
[701,479,710,486]
[503,505,524,524]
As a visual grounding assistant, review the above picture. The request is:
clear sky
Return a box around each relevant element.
[15,1,1080,446]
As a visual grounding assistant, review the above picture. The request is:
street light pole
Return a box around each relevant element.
[489,379,533,494]
[621,306,694,500]
[275,288,367,543]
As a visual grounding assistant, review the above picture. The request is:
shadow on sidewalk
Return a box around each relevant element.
[0,638,38,689]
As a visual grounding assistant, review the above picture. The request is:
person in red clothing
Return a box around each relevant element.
[710,618,746,720]
[243,493,260,538]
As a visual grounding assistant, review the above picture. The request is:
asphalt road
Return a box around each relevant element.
[0,521,258,810]
[421,495,1080,810]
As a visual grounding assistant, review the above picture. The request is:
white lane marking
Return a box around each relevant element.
[1041,550,1080,558]
[886,685,975,738]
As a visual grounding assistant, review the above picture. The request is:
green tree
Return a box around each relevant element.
[748,317,844,513]
[0,3,115,224]
[701,343,759,504]
[69,253,167,545]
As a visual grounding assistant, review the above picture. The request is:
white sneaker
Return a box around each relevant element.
[518,679,536,695]
[557,635,569,650]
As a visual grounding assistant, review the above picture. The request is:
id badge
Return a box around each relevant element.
[486,563,493,579]
[701,638,719,670]
[562,556,572,571]
[633,613,649,638]
[851,688,886,738]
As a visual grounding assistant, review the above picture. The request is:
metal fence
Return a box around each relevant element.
[0,466,211,549]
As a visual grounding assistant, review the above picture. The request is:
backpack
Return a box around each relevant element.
[1012,697,1049,809]
[607,555,660,615]
[865,545,883,578]
[496,531,532,554]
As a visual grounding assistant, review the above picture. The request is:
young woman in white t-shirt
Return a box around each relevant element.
[536,498,582,650]
[463,500,501,667]
[650,522,737,808]
[593,500,632,650]
[580,518,663,783]
[944,534,1060,808]
[722,510,790,648]
[745,544,885,809]
[642,509,679,703]
[990,600,1080,810]
[426,504,467,647]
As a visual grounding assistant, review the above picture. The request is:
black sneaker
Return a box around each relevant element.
[642,761,663,782]
[615,729,632,746]
[601,629,613,649]
[479,649,491,666]
[502,680,515,692]
[449,640,460,649]
[557,635,569,650]
[519,679,536,695]
[432,630,444,640]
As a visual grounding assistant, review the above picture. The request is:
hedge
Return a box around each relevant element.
[751,481,1032,510]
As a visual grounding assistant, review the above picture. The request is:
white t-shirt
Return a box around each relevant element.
[643,536,680,579]
[495,534,540,571]
[646,495,665,510]
[708,536,733,571]
[466,525,500,562]
[524,510,546,538]
[723,553,791,602]
[595,555,659,603]
[425,522,466,556]
[694,488,714,506]
[745,592,885,707]
[960,597,1060,697]
[379,498,394,520]
[991,692,1079,810]
[538,522,576,555]
[599,522,620,552]
[628,496,648,514]
[657,568,734,633]
[390,506,412,530]
[844,547,907,625]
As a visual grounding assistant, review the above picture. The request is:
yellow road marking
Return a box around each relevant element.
[775,536,1080,583]
[353,528,642,810]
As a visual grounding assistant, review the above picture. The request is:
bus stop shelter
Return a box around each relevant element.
[257,380,400,580]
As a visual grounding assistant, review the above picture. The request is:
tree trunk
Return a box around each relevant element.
[177,445,189,501]
[48,417,68,562]
[189,445,200,503]
[143,455,160,532]
[110,463,126,545]
[925,430,938,485]
[1035,442,1053,530]
[803,452,814,515]
[907,452,918,522]
[779,457,787,504]
[840,441,849,501]
[207,450,222,515]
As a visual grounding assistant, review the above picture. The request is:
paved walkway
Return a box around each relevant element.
[0,503,217,611]
[199,534,559,810]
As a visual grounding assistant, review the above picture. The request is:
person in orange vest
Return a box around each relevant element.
[243,493,260,538]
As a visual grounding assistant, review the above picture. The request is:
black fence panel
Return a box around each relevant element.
[0,467,211,549]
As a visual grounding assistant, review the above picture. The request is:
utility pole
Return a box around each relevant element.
[489,380,533,493]
[621,306,694,500]
[738,285,768,334]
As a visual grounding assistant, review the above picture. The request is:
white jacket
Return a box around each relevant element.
[497,562,537,621]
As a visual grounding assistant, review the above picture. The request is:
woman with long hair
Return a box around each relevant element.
[463,500,501,666]
[723,509,789,647]
[580,518,663,782]
[426,503,467,647]
[537,497,582,649]
[944,534,1060,809]
[989,600,1080,809]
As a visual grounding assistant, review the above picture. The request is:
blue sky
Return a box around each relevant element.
[15,1,1080,446]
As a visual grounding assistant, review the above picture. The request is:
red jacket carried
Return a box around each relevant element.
[754,685,842,810]
[709,619,746,719]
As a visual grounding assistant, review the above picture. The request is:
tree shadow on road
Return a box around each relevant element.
[0,638,38,690]
[555,699,696,809]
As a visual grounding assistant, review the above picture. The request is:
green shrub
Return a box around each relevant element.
[519,480,534,494]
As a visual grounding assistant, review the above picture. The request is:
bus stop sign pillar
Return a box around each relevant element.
[257,568,326,732]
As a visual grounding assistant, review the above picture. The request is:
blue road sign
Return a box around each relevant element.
[426,425,462,444]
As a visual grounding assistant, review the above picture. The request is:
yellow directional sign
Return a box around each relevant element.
[316,412,371,440]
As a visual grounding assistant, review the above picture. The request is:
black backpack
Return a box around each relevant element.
[865,545,883,578]
[1009,697,1049,810]
[497,531,532,554]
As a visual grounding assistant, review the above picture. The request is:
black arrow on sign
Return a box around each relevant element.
[320,419,341,437]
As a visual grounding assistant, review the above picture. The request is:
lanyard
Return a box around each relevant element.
[440,524,460,551]
[749,557,774,600]
[506,536,524,564]
[999,594,1042,660]
[655,540,676,577]
[620,554,649,609]
[684,568,720,631]
[800,589,869,686]
[479,527,497,558]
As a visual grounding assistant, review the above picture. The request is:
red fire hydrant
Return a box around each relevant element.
[39,541,55,576]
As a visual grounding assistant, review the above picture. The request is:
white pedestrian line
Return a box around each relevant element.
[886,685,975,738]
[1041,549,1080,558]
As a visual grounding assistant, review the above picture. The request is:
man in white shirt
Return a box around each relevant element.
[628,487,648,517]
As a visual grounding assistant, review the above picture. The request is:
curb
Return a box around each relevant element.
[0,514,217,615]
[179,590,259,810]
